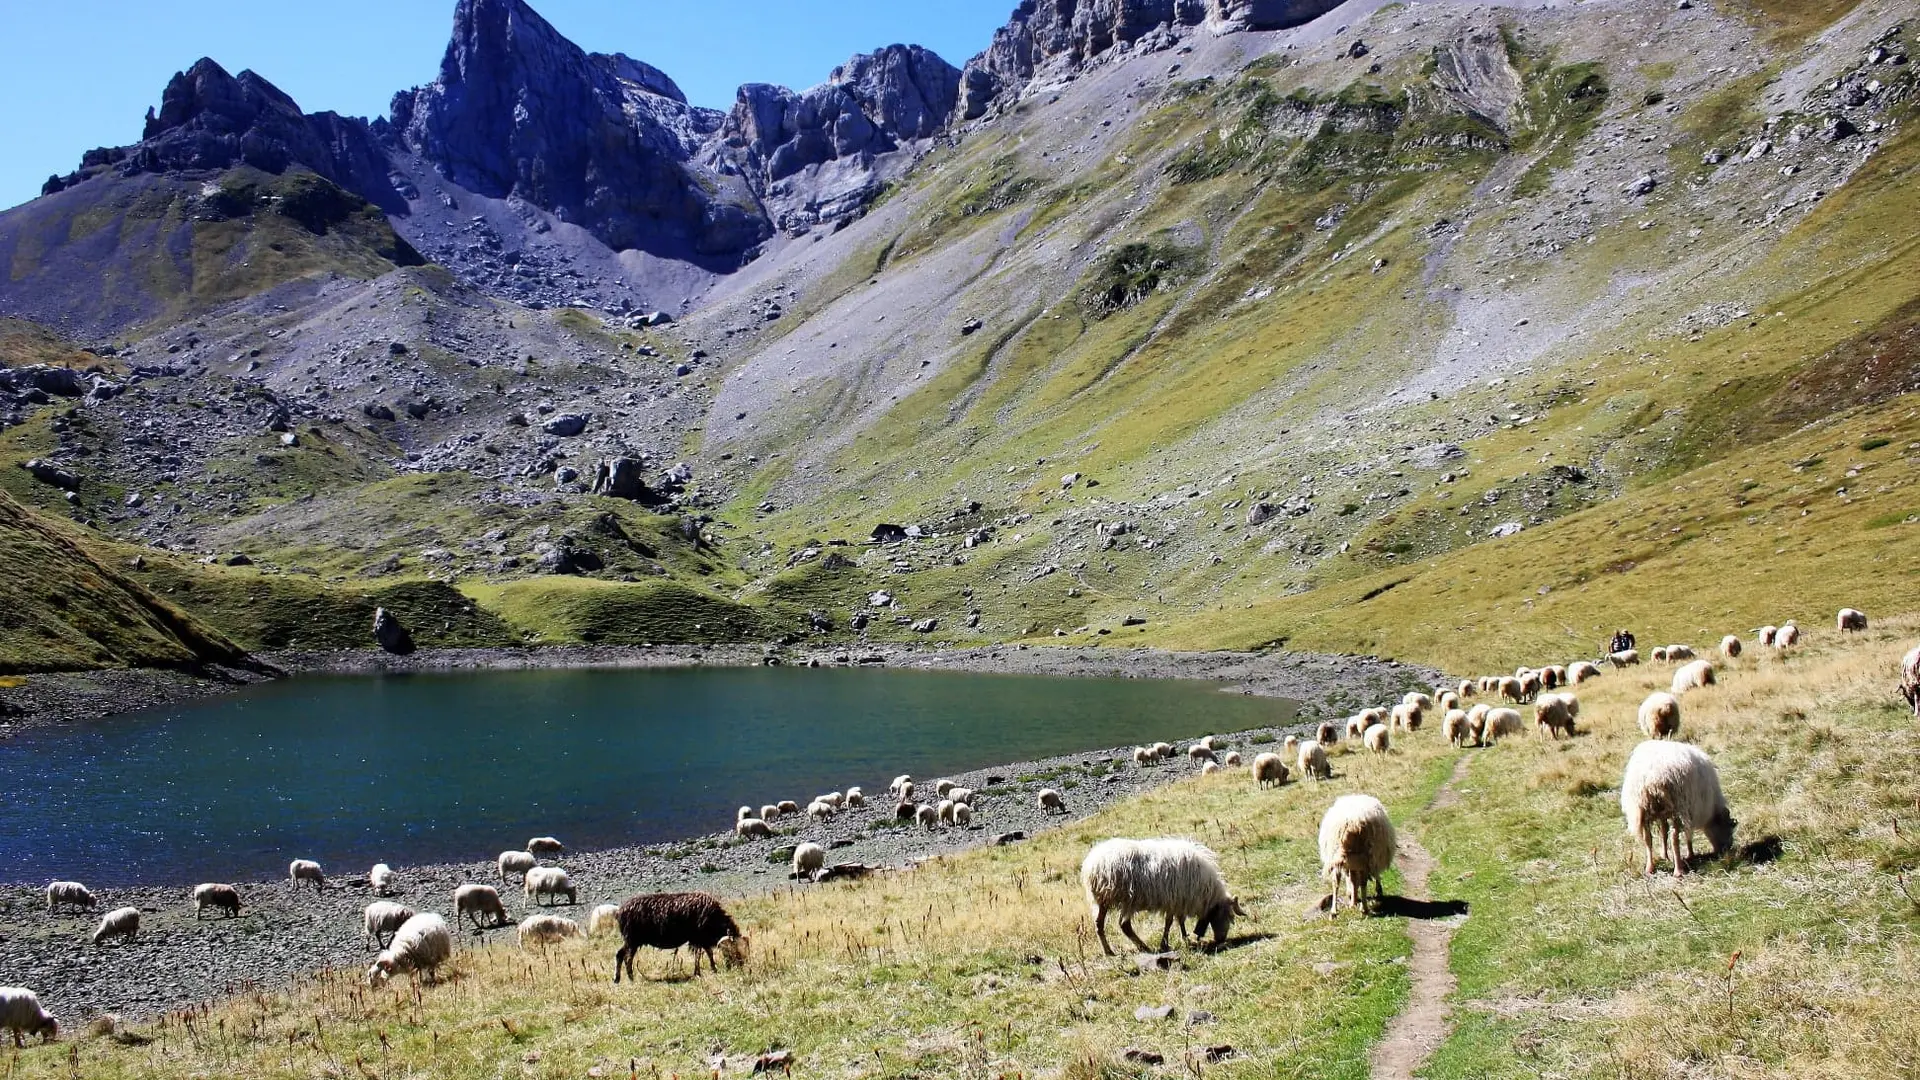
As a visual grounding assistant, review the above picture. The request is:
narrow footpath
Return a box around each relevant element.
[1368,757,1471,1080]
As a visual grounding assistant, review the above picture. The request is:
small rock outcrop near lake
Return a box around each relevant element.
[372,608,415,655]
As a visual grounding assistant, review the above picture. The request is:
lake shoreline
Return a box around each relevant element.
[0,645,1443,1025]
[1,642,1441,734]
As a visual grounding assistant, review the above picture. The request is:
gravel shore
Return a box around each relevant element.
[0,644,1442,1024]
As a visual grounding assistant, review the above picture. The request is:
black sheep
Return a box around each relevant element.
[612,892,746,981]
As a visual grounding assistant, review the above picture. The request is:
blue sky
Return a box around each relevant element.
[0,0,1011,210]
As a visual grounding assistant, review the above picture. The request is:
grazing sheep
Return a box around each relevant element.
[1443,709,1471,747]
[1357,707,1389,729]
[792,842,827,881]
[363,901,417,949]
[612,892,746,979]
[44,881,95,914]
[1498,676,1526,703]
[1609,650,1641,668]
[736,817,773,839]
[806,800,835,821]
[1721,635,1743,659]
[759,804,780,823]
[1346,715,1369,739]
[498,851,537,882]
[1187,744,1218,764]
[1568,661,1602,684]
[845,787,865,808]
[454,883,509,930]
[1638,692,1682,739]
[1037,788,1067,814]
[937,798,957,823]
[92,907,139,946]
[1402,692,1434,714]
[1297,740,1332,781]
[895,800,918,821]
[1776,622,1801,648]
[1480,708,1524,744]
[1133,746,1155,766]
[288,859,325,890]
[588,904,621,937]
[1316,721,1339,746]
[1518,671,1542,701]
[370,863,397,897]
[818,792,846,809]
[1620,741,1736,877]
[1199,735,1221,751]
[949,787,976,805]
[1665,645,1697,662]
[527,837,565,857]
[894,783,914,803]
[1151,742,1175,761]
[1671,660,1716,695]
[777,799,801,816]
[1903,645,1920,718]
[1534,694,1578,739]
[1252,752,1288,789]
[889,775,913,797]
[1391,701,1423,732]
[1079,838,1244,955]
[1758,625,1778,647]
[915,804,939,830]
[1363,723,1391,754]
[1541,666,1567,689]
[1318,795,1395,915]
[735,806,754,824]
[0,987,57,1046]
[1838,608,1867,633]
[518,914,581,948]
[1457,679,1476,699]
[1437,691,1461,713]
[1223,751,1243,767]
[524,866,576,907]
[1477,675,1499,693]
[368,913,452,986]
[1201,760,1221,775]
[191,883,241,919]
[953,803,973,826]
[1650,646,1669,663]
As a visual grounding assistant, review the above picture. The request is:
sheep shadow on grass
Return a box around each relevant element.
[1306,895,1469,920]
[1208,931,1277,954]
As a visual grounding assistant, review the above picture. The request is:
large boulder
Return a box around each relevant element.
[592,457,653,501]
[372,607,416,655]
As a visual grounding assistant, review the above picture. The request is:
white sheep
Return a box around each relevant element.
[1199,735,1223,751]
[1720,634,1743,659]
[364,901,417,949]
[1252,752,1288,789]
[1437,690,1461,713]
[1346,715,1369,739]
[1758,625,1778,646]
[889,774,913,797]
[498,851,536,881]
[1568,661,1602,684]
[1480,707,1524,745]
[368,913,452,986]
[0,987,58,1046]
[1319,795,1395,915]
[1132,746,1155,766]
[736,817,773,839]
[953,803,973,826]
[806,799,835,821]
[518,914,580,948]
[1443,709,1470,747]
[1838,608,1867,633]
[1223,751,1243,767]
[527,837,565,857]
[1650,646,1669,663]
[937,798,957,823]
[735,805,754,824]
[845,787,866,807]
[1534,693,1577,739]
[1902,645,1920,718]
[1297,739,1331,781]
[1499,676,1526,702]
[949,787,976,805]
[1638,692,1681,739]
[524,866,576,906]
[793,842,827,880]
[192,883,242,919]
[759,803,781,822]
[1609,650,1641,668]
[587,903,621,937]
[1315,721,1340,747]
[44,881,95,914]
[817,791,845,808]
[1151,742,1175,761]
[1201,761,1221,775]
[1363,723,1391,754]
[369,863,397,897]
[454,883,509,930]
[1187,744,1218,764]
[1620,740,1736,877]
[1079,838,1244,955]
[1671,659,1716,695]
[1403,692,1433,714]
[1667,645,1697,662]
[1776,622,1801,648]
[1457,679,1476,698]
[92,906,139,945]
[288,859,324,890]
[1540,665,1568,689]
[777,799,802,815]
[894,783,914,803]
[1391,701,1423,731]
[1037,788,1066,814]
[915,804,939,830]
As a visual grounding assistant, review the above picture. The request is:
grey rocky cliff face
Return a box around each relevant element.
[958,0,1343,119]
[712,44,961,231]
[388,0,769,263]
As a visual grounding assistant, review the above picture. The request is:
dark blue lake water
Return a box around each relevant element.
[0,666,1290,885]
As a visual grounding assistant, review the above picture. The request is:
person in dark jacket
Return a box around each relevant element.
[1608,629,1636,655]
